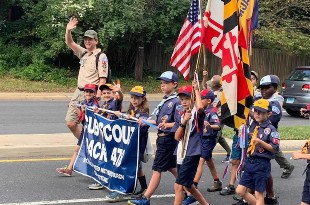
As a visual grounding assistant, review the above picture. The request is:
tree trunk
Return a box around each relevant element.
[134,46,144,81]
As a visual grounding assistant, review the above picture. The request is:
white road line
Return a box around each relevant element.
[0,194,175,205]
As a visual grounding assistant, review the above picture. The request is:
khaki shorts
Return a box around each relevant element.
[65,88,84,123]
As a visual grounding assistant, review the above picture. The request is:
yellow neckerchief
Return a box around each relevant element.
[301,140,310,154]
[247,126,259,156]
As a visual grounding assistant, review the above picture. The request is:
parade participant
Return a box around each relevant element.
[236,99,280,205]
[128,71,180,205]
[255,75,294,205]
[292,139,310,205]
[300,104,310,119]
[56,84,99,176]
[182,89,221,205]
[219,129,241,196]
[201,71,231,163]
[65,17,108,140]
[105,86,149,202]
[234,75,293,205]
[88,83,123,190]
[174,82,211,205]
[251,71,260,96]
[97,83,123,120]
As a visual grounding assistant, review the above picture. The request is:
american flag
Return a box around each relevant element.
[170,0,201,81]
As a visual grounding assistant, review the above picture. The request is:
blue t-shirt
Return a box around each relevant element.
[156,95,181,134]
[248,120,280,160]
[203,106,221,138]
[101,98,122,120]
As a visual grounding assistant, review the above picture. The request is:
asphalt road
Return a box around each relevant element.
[0,154,306,205]
[0,100,307,205]
[0,101,308,135]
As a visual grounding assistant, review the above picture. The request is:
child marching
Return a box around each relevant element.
[236,99,280,205]
[174,81,211,205]
[105,86,150,202]
[128,71,181,205]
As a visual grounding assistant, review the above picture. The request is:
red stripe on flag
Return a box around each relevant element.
[170,0,201,81]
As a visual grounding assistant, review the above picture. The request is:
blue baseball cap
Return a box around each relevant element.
[200,89,215,102]
[156,71,179,82]
[258,75,280,88]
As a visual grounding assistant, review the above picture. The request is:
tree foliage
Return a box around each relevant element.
[0,0,309,83]
[254,0,310,54]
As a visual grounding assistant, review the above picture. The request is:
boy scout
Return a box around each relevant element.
[236,99,280,205]
[65,17,108,140]
[128,71,180,205]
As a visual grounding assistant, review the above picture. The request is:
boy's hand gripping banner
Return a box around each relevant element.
[74,108,140,194]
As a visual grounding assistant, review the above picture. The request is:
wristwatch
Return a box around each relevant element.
[180,123,186,129]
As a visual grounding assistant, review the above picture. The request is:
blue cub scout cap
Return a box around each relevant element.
[258,75,280,88]
[157,71,179,82]
[200,89,215,102]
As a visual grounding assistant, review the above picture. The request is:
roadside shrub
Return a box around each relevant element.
[20,61,51,81]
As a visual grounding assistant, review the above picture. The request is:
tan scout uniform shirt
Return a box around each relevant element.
[75,45,108,88]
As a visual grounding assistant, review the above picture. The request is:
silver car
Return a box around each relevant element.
[282,66,310,116]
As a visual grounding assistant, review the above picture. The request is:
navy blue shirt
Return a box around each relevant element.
[174,109,205,156]
[129,108,150,159]
[203,106,220,138]
[79,98,100,122]
[253,95,282,129]
[81,98,100,108]
[156,95,181,134]
[100,98,122,120]
[248,120,280,160]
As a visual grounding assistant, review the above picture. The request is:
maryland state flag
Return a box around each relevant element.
[201,0,254,129]
[220,0,254,129]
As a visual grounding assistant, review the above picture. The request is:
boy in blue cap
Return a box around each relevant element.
[174,81,211,205]
[236,99,280,205]
[128,71,180,205]
[182,89,221,205]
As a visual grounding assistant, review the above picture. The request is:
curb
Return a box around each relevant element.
[0,133,305,160]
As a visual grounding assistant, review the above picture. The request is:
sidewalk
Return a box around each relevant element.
[0,132,305,160]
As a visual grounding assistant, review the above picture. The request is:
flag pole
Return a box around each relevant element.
[181,0,205,159]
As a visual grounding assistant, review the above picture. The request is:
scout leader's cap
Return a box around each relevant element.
[251,71,259,80]
[84,84,97,92]
[252,99,270,113]
[258,75,280,88]
[200,89,215,102]
[177,85,192,97]
[157,71,179,82]
[83,30,98,39]
[99,83,113,91]
[129,86,146,97]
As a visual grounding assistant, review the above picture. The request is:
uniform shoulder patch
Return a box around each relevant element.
[271,132,280,139]
[264,128,271,135]
[176,105,183,111]
[272,105,281,114]
[167,102,174,108]
[211,114,219,120]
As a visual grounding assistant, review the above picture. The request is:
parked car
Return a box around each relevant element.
[282,66,310,117]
